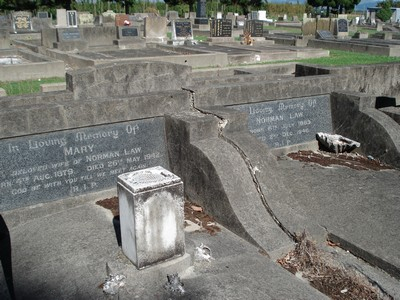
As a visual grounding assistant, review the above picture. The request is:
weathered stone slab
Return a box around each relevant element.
[231,95,332,148]
[118,166,185,269]
[0,118,168,211]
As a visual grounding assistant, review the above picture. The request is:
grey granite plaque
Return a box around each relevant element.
[121,27,138,37]
[174,20,192,38]
[58,28,81,41]
[38,12,49,19]
[244,20,263,37]
[210,19,232,37]
[337,19,348,33]
[231,95,332,148]
[0,118,168,211]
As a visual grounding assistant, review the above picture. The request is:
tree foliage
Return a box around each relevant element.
[307,0,360,15]
[377,0,393,21]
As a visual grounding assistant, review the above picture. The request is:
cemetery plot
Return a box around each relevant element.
[0,118,168,211]
[231,95,332,148]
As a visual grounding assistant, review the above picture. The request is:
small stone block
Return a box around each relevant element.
[0,88,6,97]
[118,166,185,269]
[40,83,66,93]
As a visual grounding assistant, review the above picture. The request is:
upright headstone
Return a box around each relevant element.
[336,18,348,38]
[66,10,78,27]
[167,11,179,21]
[236,15,245,28]
[195,0,208,25]
[102,10,116,23]
[210,19,232,37]
[118,166,185,269]
[144,16,168,43]
[78,12,94,26]
[0,29,10,49]
[216,12,223,19]
[171,19,193,45]
[251,11,258,20]
[12,11,33,32]
[244,20,264,37]
[258,11,267,21]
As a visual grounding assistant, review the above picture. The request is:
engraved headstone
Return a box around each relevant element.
[244,20,263,37]
[118,166,185,269]
[172,20,192,39]
[251,11,258,20]
[12,11,32,32]
[210,19,232,37]
[337,18,348,33]
[0,118,168,211]
[67,10,78,27]
[231,95,332,148]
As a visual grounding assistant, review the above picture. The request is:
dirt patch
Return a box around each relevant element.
[285,150,393,171]
[278,232,392,300]
[96,197,220,235]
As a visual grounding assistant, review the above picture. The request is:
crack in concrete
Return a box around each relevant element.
[184,88,295,242]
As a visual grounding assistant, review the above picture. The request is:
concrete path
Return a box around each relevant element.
[1,199,327,300]
[277,158,400,280]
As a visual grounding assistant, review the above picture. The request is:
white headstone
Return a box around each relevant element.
[56,8,67,27]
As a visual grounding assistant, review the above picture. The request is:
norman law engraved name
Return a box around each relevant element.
[0,118,167,210]
[231,95,332,148]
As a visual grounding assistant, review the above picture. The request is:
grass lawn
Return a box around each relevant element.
[0,77,65,96]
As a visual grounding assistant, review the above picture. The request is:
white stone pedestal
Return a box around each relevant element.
[117,166,185,269]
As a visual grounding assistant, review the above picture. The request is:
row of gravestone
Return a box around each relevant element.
[303,17,349,37]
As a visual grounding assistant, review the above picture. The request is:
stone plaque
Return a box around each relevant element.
[67,10,78,27]
[12,11,32,31]
[231,95,332,148]
[58,28,81,41]
[316,30,335,39]
[0,118,168,211]
[172,20,192,39]
[244,20,263,37]
[337,18,348,33]
[121,27,138,37]
[210,19,232,37]
[38,12,49,19]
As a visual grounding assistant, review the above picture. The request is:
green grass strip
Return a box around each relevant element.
[0,77,65,96]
